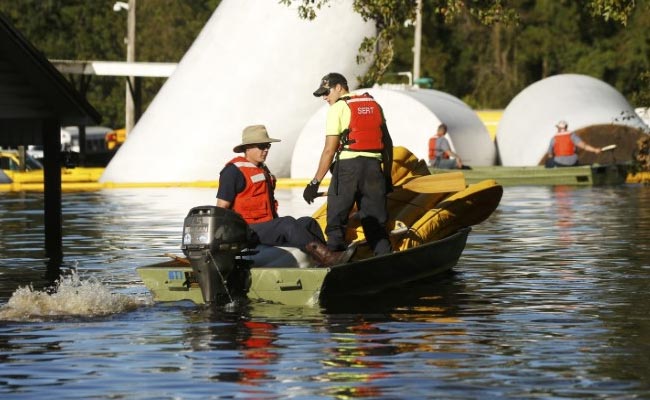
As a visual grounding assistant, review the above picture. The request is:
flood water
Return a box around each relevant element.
[1,185,650,399]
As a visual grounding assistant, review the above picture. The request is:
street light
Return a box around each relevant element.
[113,1,128,12]
[413,0,422,82]
[113,0,136,134]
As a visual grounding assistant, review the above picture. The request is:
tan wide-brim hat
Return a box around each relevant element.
[233,125,281,153]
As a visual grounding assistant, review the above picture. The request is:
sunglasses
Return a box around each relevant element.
[253,143,272,150]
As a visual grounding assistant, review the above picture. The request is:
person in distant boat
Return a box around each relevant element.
[216,124,341,267]
[428,123,463,169]
[303,72,393,258]
[546,120,601,167]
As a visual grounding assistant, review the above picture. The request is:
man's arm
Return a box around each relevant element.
[216,164,245,208]
[448,149,463,168]
[216,198,232,208]
[576,141,602,154]
[381,123,394,190]
[441,138,463,167]
[573,133,601,154]
[312,135,340,182]
[313,100,348,182]
[451,151,463,168]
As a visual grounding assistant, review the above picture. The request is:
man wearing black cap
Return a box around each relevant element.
[303,72,393,257]
[217,124,349,267]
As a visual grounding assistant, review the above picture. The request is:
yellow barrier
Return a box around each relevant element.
[1,168,332,192]
[475,109,503,141]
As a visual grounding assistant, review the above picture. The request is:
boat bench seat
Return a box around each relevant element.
[242,245,316,268]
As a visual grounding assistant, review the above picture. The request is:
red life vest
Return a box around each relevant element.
[341,93,384,151]
[428,136,450,160]
[227,156,277,224]
[553,131,576,157]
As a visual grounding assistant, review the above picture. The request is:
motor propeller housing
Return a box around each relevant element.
[181,206,256,304]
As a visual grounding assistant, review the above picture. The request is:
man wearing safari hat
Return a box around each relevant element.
[546,120,601,167]
[216,124,350,267]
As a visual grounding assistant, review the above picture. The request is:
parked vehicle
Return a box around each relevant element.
[24,127,113,167]
[105,128,127,151]
[1,149,44,185]
[24,130,73,161]
[62,126,114,166]
[0,149,43,171]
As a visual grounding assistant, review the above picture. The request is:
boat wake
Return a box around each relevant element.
[0,270,144,321]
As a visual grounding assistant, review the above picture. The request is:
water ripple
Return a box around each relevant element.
[1,186,650,398]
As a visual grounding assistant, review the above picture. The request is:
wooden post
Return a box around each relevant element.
[413,0,422,82]
[126,0,137,134]
[78,125,87,166]
[17,145,27,171]
[42,118,63,266]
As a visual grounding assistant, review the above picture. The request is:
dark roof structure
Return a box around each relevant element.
[0,12,101,267]
[0,12,100,146]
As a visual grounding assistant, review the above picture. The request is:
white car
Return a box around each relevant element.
[26,129,73,161]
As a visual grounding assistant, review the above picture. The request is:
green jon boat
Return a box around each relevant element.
[137,175,503,307]
[137,227,470,307]
[432,164,629,186]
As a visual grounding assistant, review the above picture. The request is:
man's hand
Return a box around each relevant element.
[303,180,320,204]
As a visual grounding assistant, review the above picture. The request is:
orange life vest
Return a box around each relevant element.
[428,136,450,160]
[227,156,277,224]
[553,131,576,157]
[341,93,384,152]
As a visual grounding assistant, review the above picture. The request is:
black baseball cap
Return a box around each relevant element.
[313,72,348,97]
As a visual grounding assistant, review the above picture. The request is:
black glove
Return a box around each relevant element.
[303,180,320,204]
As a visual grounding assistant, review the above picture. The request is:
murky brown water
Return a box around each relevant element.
[1,185,650,399]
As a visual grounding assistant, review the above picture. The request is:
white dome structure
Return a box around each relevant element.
[497,74,649,166]
[290,86,495,178]
[100,0,375,183]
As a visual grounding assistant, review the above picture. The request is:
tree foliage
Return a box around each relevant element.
[280,0,519,86]
[0,0,646,126]
[0,0,218,127]
[282,0,647,108]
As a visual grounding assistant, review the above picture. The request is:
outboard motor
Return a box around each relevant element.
[181,206,255,304]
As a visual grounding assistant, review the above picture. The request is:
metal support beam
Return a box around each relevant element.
[42,118,63,266]
[50,60,177,77]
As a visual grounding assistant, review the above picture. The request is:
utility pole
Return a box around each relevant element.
[413,0,422,83]
[114,1,137,133]
[126,0,136,134]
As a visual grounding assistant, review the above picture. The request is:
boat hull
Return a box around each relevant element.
[136,227,470,306]
[432,164,629,186]
[320,227,470,301]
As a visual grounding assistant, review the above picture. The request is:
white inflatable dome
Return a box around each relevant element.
[100,0,375,183]
[290,86,495,178]
[497,74,649,166]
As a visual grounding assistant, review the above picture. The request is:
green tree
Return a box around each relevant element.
[282,0,643,108]
[387,0,648,108]
[0,0,218,127]
[131,0,218,125]
[610,0,650,105]
[2,0,646,117]
[280,0,519,87]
